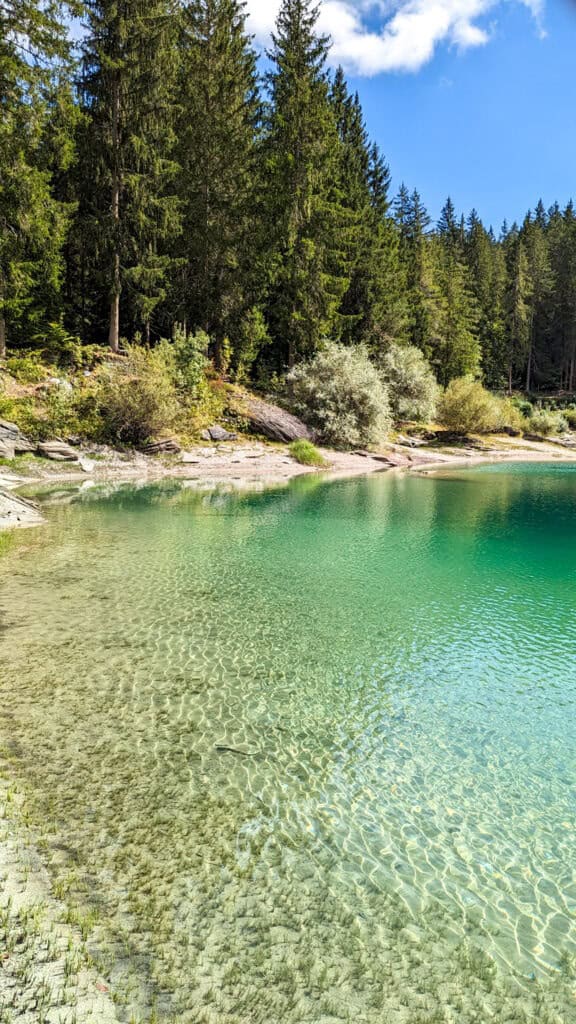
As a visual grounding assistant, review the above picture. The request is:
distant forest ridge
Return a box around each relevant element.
[1,0,575,392]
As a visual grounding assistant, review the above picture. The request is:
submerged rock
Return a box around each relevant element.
[0,490,44,528]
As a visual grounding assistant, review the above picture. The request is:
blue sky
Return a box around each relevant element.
[348,2,576,228]
[246,0,575,228]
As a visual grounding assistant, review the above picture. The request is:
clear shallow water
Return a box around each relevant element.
[1,464,576,1023]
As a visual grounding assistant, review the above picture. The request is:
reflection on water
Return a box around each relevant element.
[1,465,576,1022]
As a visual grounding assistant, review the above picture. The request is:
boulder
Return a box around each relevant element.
[242,398,311,443]
[37,440,80,462]
[201,425,237,442]
[0,418,36,454]
[0,419,19,441]
[14,437,37,454]
[0,439,16,460]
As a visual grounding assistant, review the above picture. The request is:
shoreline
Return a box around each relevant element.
[2,435,576,529]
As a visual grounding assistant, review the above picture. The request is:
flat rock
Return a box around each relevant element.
[201,425,238,442]
[37,440,80,462]
[0,419,20,441]
[14,437,36,454]
[0,490,44,529]
[142,438,182,454]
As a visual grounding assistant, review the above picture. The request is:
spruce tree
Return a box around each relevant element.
[433,198,480,383]
[504,229,531,393]
[521,213,552,391]
[395,188,439,359]
[465,211,506,388]
[264,0,349,367]
[80,0,180,350]
[0,0,73,356]
[174,0,261,371]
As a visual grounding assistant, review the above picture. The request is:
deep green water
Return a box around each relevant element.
[1,464,576,1023]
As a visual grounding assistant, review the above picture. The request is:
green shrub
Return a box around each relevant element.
[438,377,501,434]
[33,322,84,369]
[232,308,271,381]
[511,397,534,419]
[288,343,391,449]
[564,407,576,430]
[289,439,327,466]
[527,408,568,436]
[169,327,210,397]
[493,397,527,435]
[378,343,439,423]
[94,346,181,446]
[5,354,47,384]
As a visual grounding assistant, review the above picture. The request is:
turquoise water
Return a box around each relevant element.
[1,464,576,1022]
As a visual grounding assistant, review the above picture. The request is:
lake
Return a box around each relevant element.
[1,463,575,1022]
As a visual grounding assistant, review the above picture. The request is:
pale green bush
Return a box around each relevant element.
[379,343,439,423]
[438,377,501,434]
[527,408,568,436]
[564,406,576,430]
[493,397,527,435]
[288,343,391,448]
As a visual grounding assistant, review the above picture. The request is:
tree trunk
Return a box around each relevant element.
[109,75,121,353]
[109,267,120,353]
[0,314,6,360]
[508,361,513,396]
[525,345,532,393]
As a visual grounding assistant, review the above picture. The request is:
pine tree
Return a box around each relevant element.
[465,211,506,387]
[329,69,402,347]
[80,0,180,350]
[264,0,349,367]
[432,198,479,383]
[174,0,262,370]
[504,229,531,393]
[521,213,553,391]
[0,0,73,356]
[395,188,439,358]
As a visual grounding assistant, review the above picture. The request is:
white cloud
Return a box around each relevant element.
[247,0,546,76]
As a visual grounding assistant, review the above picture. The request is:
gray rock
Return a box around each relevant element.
[203,425,237,441]
[37,440,80,462]
[141,438,181,454]
[0,490,44,529]
[0,439,16,460]
[0,419,20,441]
[14,437,37,454]
[243,397,311,443]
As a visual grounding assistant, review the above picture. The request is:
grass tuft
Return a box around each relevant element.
[288,439,327,467]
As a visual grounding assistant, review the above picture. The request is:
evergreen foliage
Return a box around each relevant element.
[1,1,576,410]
